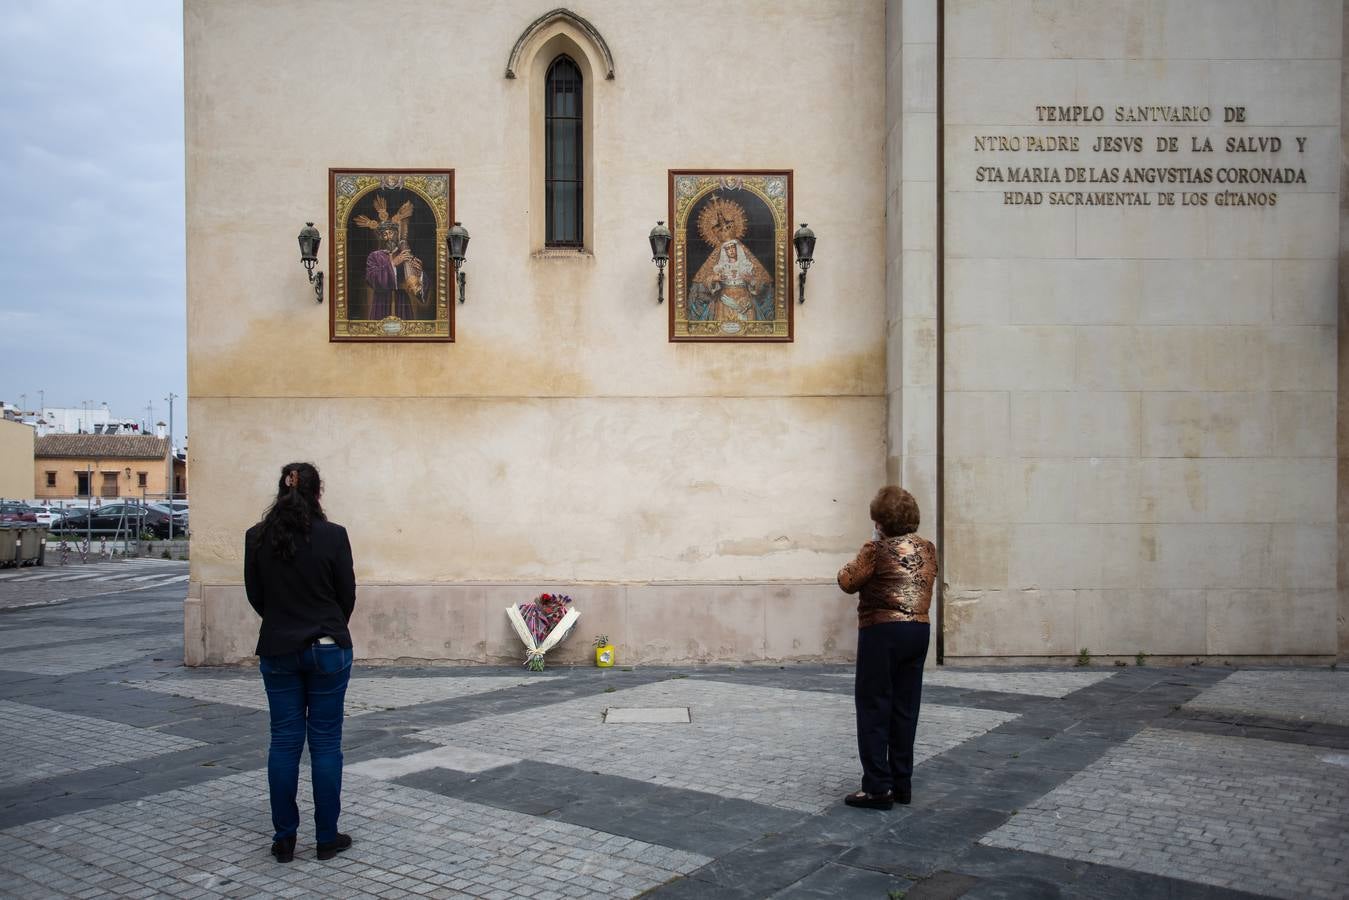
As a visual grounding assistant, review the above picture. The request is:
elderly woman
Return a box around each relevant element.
[836,485,938,810]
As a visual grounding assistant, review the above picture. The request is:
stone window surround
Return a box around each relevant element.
[510,12,612,256]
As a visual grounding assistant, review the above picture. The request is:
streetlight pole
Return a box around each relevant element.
[165,393,177,541]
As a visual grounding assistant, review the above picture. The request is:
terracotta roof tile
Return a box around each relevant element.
[34,434,170,460]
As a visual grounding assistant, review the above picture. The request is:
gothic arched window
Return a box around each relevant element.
[545,55,583,246]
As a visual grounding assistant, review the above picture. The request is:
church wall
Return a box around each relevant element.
[940,0,1343,662]
[886,0,943,666]
[184,0,888,664]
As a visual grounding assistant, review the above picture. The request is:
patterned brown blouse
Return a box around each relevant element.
[837,533,938,628]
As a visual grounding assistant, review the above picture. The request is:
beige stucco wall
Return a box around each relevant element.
[0,420,34,500]
[34,455,171,500]
[185,0,887,664]
[940,0,1342,661]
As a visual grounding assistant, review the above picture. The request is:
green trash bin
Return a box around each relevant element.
[0,528,17,567]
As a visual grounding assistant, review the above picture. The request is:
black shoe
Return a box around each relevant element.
[270,836,296,863]
[316,833,352,860]
[843,789,894,810]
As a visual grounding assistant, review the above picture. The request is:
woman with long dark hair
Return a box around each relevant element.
[244,462,357,862]
[837,485,938,810]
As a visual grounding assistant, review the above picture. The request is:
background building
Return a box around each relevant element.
[0,419,35,500]
[34,434,174,501]
[185,0,1347,666]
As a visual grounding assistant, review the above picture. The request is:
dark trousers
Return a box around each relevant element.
[855,621,929,795]
[259,644,353,844]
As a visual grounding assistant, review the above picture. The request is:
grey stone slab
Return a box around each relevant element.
[1165,709,1349,750]
[0,634,176,675]
[0,699,204,788]
[603,706,690,724]
[770,861,914,898]
[0,625,145,649]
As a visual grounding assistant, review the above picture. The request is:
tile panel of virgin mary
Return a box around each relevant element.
[668,171,793,342]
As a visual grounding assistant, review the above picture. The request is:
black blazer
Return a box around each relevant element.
[244,519,356,657]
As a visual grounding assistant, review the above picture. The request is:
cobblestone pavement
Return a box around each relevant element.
[0,699,203,788]
[1183,670,1349,727]
[0,579,1345,899]
[981,728,1349,899]
[413,679,1016,813]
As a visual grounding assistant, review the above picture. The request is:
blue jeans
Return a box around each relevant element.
[259,644,352,844]
[855,621,929,795]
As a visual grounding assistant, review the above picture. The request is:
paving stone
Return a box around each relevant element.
[769,861,913,898]
[0,699,204,788]
[0,635,175,675]
[603,706,690,724]
[0,770,707,899]
[829,669,1118,699]
[3,582,1345,900]
[0,624,146,649]
[348,744,522,779]
[127,673,560,717]
[1184,670,1349,727]
[980,728,1349,900]
[413,679,1016,813]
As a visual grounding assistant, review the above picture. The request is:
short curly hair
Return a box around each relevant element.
[870,485,919,537]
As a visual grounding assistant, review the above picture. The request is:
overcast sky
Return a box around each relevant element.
[1,1,186,432]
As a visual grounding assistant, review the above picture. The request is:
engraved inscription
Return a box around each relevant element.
[971,106,1310,208]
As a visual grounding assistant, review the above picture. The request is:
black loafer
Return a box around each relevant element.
[316,833,352,860]
[843,790,894,810]
[270,836,296,863]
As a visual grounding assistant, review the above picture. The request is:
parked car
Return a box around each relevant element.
[147,504,189,536]
[55,503,178,539]
[53,507,92,531]
[0,502,38,525]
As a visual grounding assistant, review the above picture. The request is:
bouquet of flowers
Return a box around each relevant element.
[507,593,580,671]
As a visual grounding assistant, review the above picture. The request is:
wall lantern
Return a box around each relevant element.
[446,221,470,303]
[124,467,131,479]
[793,223,816,304]
[648,220,672,303]
[297,222,324,303]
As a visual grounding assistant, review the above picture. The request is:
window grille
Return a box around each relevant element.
[545,56,583,246]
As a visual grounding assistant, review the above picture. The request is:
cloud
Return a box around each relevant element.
[0,0,186,421]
